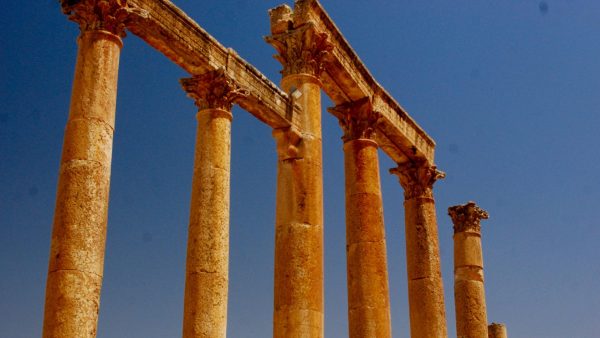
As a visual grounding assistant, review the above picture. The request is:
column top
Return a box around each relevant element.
[389,161,445,200]
[61,0,146,37]
[180,68,248,111]
[265,21,333,77]
[329,97,380,143]
[448,201,489,234]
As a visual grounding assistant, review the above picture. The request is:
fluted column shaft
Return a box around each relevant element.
[180,70,245,338]
[391,163,448,338]
[43,2,129,336]
[272,74,324,338]
[488,323,508,338]
[449,202,490,338]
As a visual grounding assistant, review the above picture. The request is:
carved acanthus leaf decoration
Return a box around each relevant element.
[265,22,333,77]
[330,97,380,142]
[448,201,489,234]
[180,68,249,111]
[61,0,143,37]
[390,161,445,200]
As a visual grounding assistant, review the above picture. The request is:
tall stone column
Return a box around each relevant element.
[267,13,331,338]
[180,69,246,338]
[333,99,392,338]
[488,323,508,338]
[448,202,490,338]
[43,1,133,337]
[390,162,448,338]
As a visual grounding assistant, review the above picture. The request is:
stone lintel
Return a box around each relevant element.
[448,201,489,234]
[124,0,301,129]
[389,161,445,200]
[286,0,436,164]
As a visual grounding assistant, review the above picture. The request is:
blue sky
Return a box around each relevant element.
[1,1,600,337]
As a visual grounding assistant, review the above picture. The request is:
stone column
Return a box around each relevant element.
[180,69,246,338]
[43,2,133,337]
[448,202,490,338]
[333,99,392,338]
[390,162,448,338]
[267,14,332,338]
[488,323,508,338]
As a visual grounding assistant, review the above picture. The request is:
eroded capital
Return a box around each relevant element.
[448,201,489,234]
[390,161,445,200]
[180,68,249,111]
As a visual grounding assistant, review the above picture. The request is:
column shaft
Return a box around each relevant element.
[273,74,324,338]
[454,231,487,337]
[182,108,232,338]
[404,197,447,337]
[449,202,490,338]
[344,139,392,338]
[43,30,122,338]
[392,164,448,338]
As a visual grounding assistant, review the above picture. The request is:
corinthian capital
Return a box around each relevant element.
[180,69,249,111]
[265,22,333,77]
[389,161,445,200]
[448,201,489,234]
[61,0,141,37]
[329,97,380,143]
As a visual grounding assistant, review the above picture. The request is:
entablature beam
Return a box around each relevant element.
[292,0,436,164]
[126,0,301,129]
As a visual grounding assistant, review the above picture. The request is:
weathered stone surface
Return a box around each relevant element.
[61,0,134,37]
[180,72,235,338]
[43,28,122,338]
[449,202,490,338]
[272,72,324,338]
[44,270,103,338]
[391,162,448,338]
[488,323,508,338]
[338,103,391,338]
[265,22,332,78]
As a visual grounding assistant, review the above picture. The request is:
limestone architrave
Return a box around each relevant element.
[449,202,490,338]
[390,162,448,338]
[334,98,393,338]
[180,69,247,338]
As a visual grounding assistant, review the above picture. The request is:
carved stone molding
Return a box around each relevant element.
[272,126,303,160]
[330,97,380,143]
[448,201,489,234]
[265,22,333,77]
[389,161,445,200]
[61,0,143,37]
[180,68,249,111]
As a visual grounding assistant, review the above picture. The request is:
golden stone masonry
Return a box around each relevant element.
[43,0,508,337]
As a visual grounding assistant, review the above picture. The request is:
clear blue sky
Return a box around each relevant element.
[1,1,599,337]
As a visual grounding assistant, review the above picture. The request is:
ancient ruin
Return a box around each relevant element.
[43,0,507,337]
